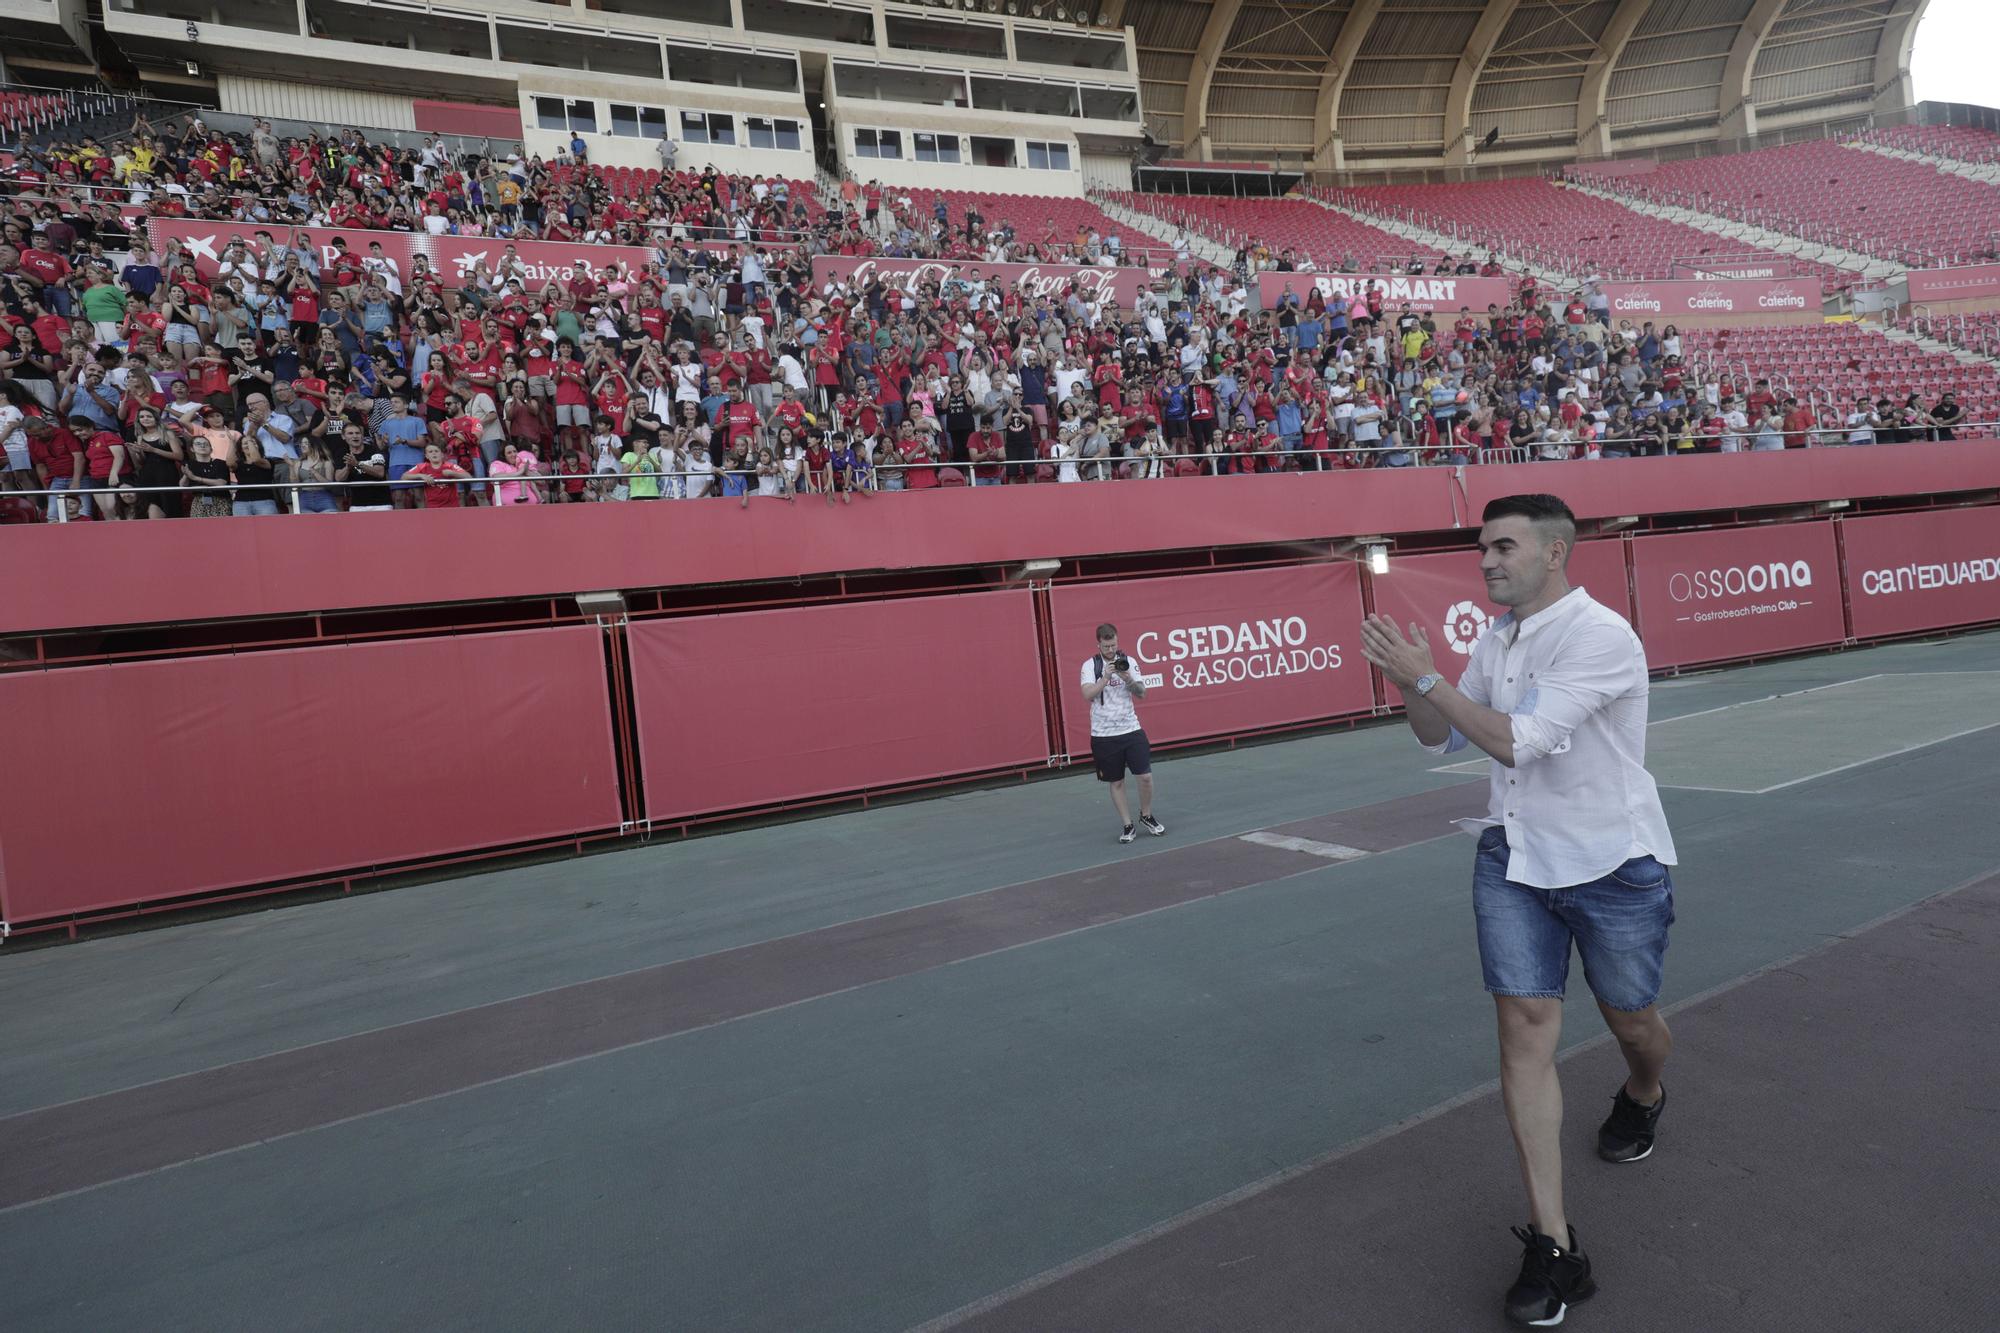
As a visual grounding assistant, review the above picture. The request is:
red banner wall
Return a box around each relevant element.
[1050,564,1374,755]
[629,591,1047,822]
[146,219,659,286]
[0,628,619,926]
[10,449,2000,640]
[1597,277,1821,319]
[1368,540,1631,703]
[1842,508,2000,639]
[1905,264,2000,304]
[810,255,1155,306]
[1255,271,1517,314]
[1631,523,1846,668]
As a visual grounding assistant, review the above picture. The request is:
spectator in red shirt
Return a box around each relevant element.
[405,441,470,508]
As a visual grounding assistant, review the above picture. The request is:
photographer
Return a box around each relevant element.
[1080,623,1166,845]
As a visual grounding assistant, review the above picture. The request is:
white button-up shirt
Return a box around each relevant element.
[1424,587,1675,888]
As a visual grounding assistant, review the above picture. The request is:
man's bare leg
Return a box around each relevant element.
[1496,995,1567,1240]
[1596,1000,1671,1105]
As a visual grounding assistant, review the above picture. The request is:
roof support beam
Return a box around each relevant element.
[1183,0,1245,161]
[1311,0,1382,171]
[1442,0,1525,164]
[1719,0,1787,141]
[1872,0,1928,115]
[1575,0,1649,158]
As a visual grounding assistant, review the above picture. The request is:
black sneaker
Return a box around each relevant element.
[1505,1225,1595,1327]
[1139,813,1167,836]
[1597,1084,1665,1163]
[1118,824,1136,844]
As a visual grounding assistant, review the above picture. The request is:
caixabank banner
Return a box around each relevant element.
[1366,540,1631,704]
[1051,564,1374,756]
[1842,508,2000,639]
[1631,522,1845,667]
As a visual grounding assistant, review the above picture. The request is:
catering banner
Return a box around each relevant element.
[145,218,659,287]
[1255,271,1516,315]
[1631,522,1845,667]
[1904,263,2000,304]
[1596,277,1822,319]
[810,255,1156,306]
[1367,540,1631,705]
[1841,508,2000,639]
[1050,563,1374,756]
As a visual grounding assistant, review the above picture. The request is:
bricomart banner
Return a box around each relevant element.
[1254,271,1517,314]
[1841,508,2000,639]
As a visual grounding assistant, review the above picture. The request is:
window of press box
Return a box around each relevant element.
[610,104,668,138]
[535,97,598,134]
[681,111,736,145]
[914,133,960,164]
[1025,140,1071,171]
[854,128,903,160]
[747,117,803,151]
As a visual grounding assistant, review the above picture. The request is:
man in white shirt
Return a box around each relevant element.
[1360,493,1676,1330]
[1079,623,1166,844]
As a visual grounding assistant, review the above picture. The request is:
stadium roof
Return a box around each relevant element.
[1127,0,1929,169]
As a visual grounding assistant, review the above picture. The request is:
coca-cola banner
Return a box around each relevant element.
[811,255,1155,306]
[1368,540,1631,705]
[1841,508,2000,640]
[1904,263,2000,304]
[1255,271,1517,315]
[1631,522,1845,668]
[146,219,660,287]
[1597,278,1823,320]
[1050,563,1374,755]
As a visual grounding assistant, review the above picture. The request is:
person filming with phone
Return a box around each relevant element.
[1081,623,1167,845]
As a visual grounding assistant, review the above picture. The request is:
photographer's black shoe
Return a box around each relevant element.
[1505,1225,1595,1327]
[1118,824,1136,844]
[1139,814,1166,836]
[1597,1084,1665,1163]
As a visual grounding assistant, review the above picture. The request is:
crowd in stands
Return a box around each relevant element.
[0,115,1984,523]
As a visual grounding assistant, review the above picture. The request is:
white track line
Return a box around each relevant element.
[1237,832,1371,861]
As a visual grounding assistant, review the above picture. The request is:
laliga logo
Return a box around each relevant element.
[1442,601,1491,655]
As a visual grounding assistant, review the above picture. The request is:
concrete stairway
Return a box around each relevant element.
[1555,177,1898,281]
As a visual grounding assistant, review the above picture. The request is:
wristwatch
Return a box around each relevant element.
[1413,673,1444,697]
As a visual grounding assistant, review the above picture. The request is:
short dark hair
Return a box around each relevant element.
[1096,623,1118,640]
[1482,493,1576,562]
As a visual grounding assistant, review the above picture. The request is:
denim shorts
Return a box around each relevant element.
[1471,826,1674,1011]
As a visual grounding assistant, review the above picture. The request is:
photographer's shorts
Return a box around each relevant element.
[1091,729,1152,783]
[1471,826,1674,1012]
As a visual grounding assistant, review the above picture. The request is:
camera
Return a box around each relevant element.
[1114,653,1131,672]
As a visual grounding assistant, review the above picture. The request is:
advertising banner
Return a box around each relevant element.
[146,218,660,288]
[1631,523,1845,667]
[1049,563,1374,755]
[1367,540,1631,704]
[1255,271,1517,315]
[629,590,1047,822]
[0,627,620,925]
[810,254,1156,306]
[1842,508,2000,639]
[1596,277,1822,319]
[1904,263,2000,304]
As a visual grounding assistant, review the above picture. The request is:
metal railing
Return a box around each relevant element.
[20,422,1987,521]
